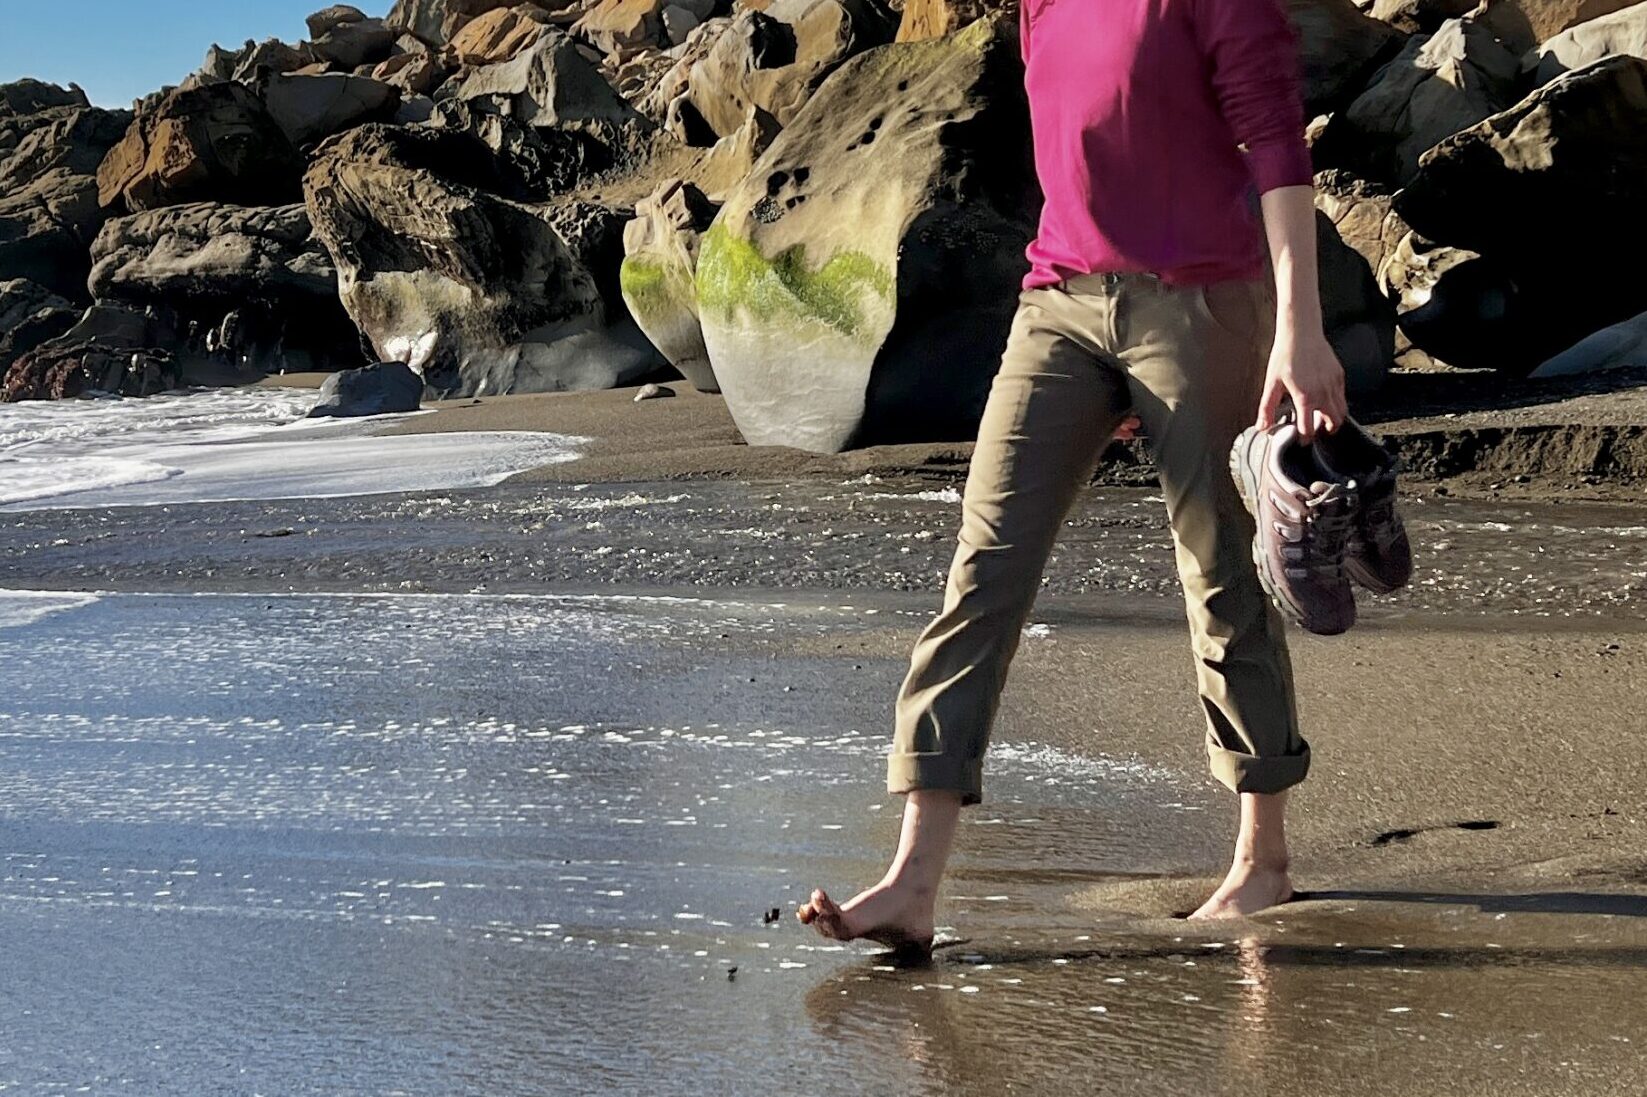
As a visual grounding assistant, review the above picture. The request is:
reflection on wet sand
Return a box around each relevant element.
[805,919,1647,1097]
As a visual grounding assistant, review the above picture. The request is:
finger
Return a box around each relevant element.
[1257,377,1284,430]
[1294,391,1318,443]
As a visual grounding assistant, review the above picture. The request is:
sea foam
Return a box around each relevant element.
[0,387,585,510]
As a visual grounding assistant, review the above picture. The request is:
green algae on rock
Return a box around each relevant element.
[697,14,1034,453]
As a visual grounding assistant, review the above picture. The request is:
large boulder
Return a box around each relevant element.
[0,79,88,120]
[895,0,989,41]
[96,83,300,213]
[1316,210,1397,392]
[575,0,672,56]
[1394,54,1647,367]
[1530,310,1647,377]
[308,361,425,416]
[671,0,897,145]
[1288,0,1408,115]
[1368,0,1476,34]
[86,203,362,375]
[2,304,195,401]
[308,15,397,68]
[229,38,315,82]
[304,124,663,396]
[1314,20,1523,185]
[307,5,369,38]
[1378,231,1526,370]
[259,72,402,148]
[0,279,78,373]
[448,5,553,64]
[697,15,1032,451]
[1527,1,1647,85]
[620,179,720,391]
[389,0,526,44]
[437,28,647,129]
[0,105,132,299]
[1314,170,1409,276]
[1471,0,1640,55]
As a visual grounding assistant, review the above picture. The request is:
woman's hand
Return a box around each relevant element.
[1113,415,1142,442]
[1257,327,1347,442]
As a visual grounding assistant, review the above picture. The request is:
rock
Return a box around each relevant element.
[0,79,89,120]
[675,0,897,144]
[1316,210,1396,392]
[1530,311,1647,377]
[309,17,397,69]
[645,16,730,119]
[448,5,553,65]
[895,0,988,42]
[663,5,703,45]
[1394,55,1647,366]
[1527,1,1647,85]
[576,0,672,56]
[697,15,1031,452]
[260,72,402,148]
[0,106,132,299]
[86,202,362,376]
[1471,0,1639,56]
[2,304,192,400]
[1314,171,1405,274]
[307,5,369,38]
[633,380,676,399]
[0,279,78,372]
[389,0,520,44]
[373,49,452,96]
[96,83,300,213]
[397,95,441,124]
[1313,19,1522,185]
[1289,0,1408,115]
[304,123,663,396]
[438,28,648,128]
[693,106,781,198]
[1378,230,1530,370]
[307,361,424,415]
[88,203,336,308]
[229,38,316,82]
[621,179,720,391]
[1367,0,1475,34]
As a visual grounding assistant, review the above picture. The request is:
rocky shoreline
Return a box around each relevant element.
[0,0,1643,459]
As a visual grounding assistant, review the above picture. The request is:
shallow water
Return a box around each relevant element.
[2,589,1644,1095]
[0,388,584,509]
[4,476,1644,619]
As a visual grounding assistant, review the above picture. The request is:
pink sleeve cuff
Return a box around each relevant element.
[1245,139,1314,194]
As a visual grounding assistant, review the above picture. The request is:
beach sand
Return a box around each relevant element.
[5,378,1646,1093]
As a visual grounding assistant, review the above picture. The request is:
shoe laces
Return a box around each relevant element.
[1288,481,1356,578]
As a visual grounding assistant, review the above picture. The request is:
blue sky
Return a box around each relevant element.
[1,1,394,107]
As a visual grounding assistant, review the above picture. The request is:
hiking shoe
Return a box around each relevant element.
[1230,421,1359,636]
[1313,417,1413,595]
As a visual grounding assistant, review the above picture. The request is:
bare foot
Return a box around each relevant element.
[796,881,935,953]
[1187,861,1293,920]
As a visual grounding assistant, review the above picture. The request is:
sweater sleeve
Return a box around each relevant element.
[1188,0,1313,194]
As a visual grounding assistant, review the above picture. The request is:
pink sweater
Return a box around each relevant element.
[1020,0,1313,288]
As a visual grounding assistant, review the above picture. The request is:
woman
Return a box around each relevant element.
[800,0,1349,946]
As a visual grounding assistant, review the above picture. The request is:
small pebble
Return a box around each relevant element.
[634,383,676,402]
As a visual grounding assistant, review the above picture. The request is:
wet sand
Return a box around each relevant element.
[5,382,1647,1093]
[1,586,1644,1095]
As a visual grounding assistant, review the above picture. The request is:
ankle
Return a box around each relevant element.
[1230,849,1290,874]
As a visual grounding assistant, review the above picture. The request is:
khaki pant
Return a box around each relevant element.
[888,272,1310,805]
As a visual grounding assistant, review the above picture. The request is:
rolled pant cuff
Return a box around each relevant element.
[887,751,984,806]
[1208,744,1310,795]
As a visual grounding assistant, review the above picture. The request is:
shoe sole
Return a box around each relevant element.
[1229,427,1353,637]
[1345,554,1405,595]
